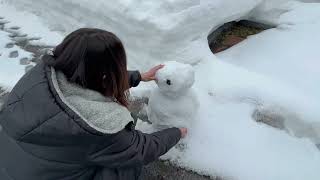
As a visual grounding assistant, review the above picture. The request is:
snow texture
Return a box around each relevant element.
[2,0,265,69]
[0,2,63,90]
[1,0,320,180]
[148,61,199,130]
[218,1,320,144]
[0,3,63,46]
[0,28,32,90]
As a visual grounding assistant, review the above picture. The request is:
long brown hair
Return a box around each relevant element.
[45,28,129,107]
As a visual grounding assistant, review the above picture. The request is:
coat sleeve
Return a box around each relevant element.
[87,127,181,168]
[128,71,141,88]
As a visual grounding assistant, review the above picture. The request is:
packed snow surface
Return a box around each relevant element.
[2,0,320,179]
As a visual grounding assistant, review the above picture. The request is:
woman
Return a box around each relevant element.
[0,28,187,180]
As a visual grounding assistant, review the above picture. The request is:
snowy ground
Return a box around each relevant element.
[1,0,320,180]
[0,24,32,90]
[0,3,62,90]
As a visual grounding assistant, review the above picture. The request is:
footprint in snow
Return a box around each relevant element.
[5,43,14,49]
[20,57,31,65]
[9,26,20,30]
[9,51,19,58]
[0,20,9,25]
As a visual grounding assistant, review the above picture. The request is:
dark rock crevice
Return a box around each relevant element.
[208,20,274,53]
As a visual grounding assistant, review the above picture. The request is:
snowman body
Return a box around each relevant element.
[148,61,199,130]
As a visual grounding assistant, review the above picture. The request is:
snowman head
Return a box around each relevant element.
[155,61,195,96]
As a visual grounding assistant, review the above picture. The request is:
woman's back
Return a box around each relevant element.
[0,61,181,180]
[0,62,97,180]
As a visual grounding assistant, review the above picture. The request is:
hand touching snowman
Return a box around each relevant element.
[147,61,199,137]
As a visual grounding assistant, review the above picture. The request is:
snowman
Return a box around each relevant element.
[148,61,199,130]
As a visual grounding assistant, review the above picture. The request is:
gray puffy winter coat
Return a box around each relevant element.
[0,61,181,180]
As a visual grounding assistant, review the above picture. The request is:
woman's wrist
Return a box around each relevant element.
[140,72,148,82]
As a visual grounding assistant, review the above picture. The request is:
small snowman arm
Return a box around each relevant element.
[128,70,141,88]
[87,127,181,168]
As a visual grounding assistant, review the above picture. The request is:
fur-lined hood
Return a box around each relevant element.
[52,68,132,134]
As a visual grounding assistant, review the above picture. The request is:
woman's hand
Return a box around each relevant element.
[179,128,188,138]
[141,64,164,82]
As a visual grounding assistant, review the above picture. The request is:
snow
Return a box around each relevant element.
[155,61,195,97]
[1,0,320,180]
[0,29,32,90]
[0,2,63,46]
[172,58,320,179]
[218,1,320,143]
[183,101,320,180]
[0,2,63,90]
[148,61,199,130]
[3,0,265,69]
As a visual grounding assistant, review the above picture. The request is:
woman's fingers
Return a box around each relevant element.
[141,64,165,82]
[148,64,164,76]
[179,128,188,138]
[151,64,165,73]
